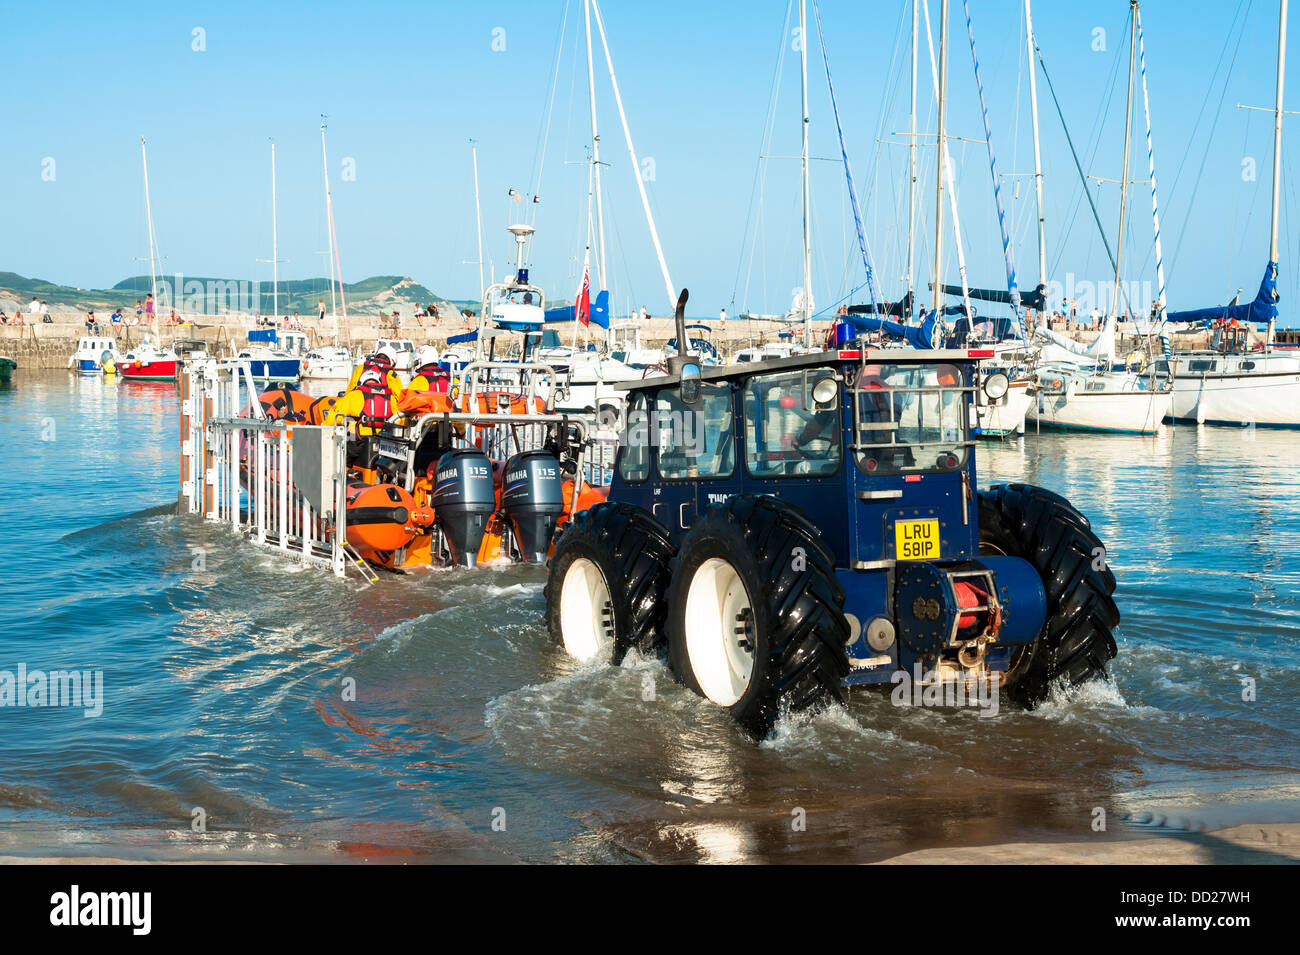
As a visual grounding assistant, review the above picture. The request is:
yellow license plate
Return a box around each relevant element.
[895,519,940,560]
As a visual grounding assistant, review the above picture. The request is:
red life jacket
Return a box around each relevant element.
[357,355,394,429]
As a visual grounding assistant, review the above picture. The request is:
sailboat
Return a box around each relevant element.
[119,137,176,382]
[457,0,667,424]
[1155,0,1300,426]
[1023,0,1171,433]
[827,0,1030,437]
[731,0,826,353]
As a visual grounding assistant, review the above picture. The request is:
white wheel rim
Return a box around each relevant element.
[684,557,755,706]
[558,557,614,661]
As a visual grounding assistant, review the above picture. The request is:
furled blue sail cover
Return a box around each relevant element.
[1165,261,1278,325]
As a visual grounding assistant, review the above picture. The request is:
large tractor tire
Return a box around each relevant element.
[665,495,850,738]
[545,501,676,665]
[978,483,1119,706]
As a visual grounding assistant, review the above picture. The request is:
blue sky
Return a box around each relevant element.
[0,0,1293,319]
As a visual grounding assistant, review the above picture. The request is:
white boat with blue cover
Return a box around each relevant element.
[223,328,306,381]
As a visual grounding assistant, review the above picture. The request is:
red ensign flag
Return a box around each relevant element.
[576,254,591,327]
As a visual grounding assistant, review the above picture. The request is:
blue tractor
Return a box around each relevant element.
[545,293,1118,737]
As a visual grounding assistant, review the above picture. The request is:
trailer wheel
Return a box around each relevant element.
[545,502,675,664]
[978,483,1119,706]
[666,495,850,738]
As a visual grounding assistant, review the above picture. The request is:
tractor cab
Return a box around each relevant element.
[609,348,980,567]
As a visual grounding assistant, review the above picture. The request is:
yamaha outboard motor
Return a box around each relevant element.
[500,449,565,562]
[431,449,496,567]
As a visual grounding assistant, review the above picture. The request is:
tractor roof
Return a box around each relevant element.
[616,347,995,391]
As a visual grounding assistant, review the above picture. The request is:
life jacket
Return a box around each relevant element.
[411,361,450,394]
[356,354,395,430]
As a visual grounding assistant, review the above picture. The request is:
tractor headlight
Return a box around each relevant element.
[812,377,839,408]
[983,371,1010,400]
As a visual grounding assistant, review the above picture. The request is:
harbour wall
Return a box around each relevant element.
[0,312,1238,370]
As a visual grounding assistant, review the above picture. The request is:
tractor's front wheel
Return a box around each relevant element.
[545,502,675,664]
[666,496,850,737]
[978,483,1119,706]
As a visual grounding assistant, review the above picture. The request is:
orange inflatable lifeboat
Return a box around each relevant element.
[395,389,457,417]
[344,482,433,554]
[462,392,548,415]
[257,386,318,422]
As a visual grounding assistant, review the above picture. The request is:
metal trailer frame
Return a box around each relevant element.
[177,358,622,579]
[179,359,350,577]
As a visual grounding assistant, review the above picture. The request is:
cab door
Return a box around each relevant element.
[650,382,737,539]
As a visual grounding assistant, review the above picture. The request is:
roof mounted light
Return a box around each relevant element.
[983,371,1010,400]
[812,377,839,407]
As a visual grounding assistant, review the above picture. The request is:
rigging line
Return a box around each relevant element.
[529,0,572,228]
[1150,0,1250,222]
[1225,109,1252,285]
[1164,0,1253,280]
[733,0,794,311]
[813,0,882,314]
[1035,40,1127,300]
[1048,11,1126,278]
[813,280,868,319]
[963,0,1026,339]
[861,2,910,211]
[1135,0,1251,283]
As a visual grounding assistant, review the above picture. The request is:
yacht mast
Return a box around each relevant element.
[589,0,676,310]
[907,0,918,310]
[1135,3,1168,342]
[933,0,948,315]
[1268,0,1288,345]
[922,0,972,320]
[471,140,485,298]
[1025,0,1047,288]
[270,140,279,320]
[320,120,338,333]
[1270,0,1288,267]
[1109,4,1137,321]
[321,119,350,345]
[141,136,159,336]
[799,0,813,347]
[584,0,608,291]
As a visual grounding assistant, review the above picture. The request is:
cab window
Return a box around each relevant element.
[618,393,650,482]
[744,370,842,478]
[854,363,968,475]
[655,384,734,479]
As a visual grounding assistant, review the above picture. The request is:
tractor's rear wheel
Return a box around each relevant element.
[545,502,675,664]
[978,483,1119,706]
[666,495,850,737]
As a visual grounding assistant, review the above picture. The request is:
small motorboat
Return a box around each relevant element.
[374,338,417,382]
[664,324,723,366]
[301,345,355,382]
[0,356,16,384]
[68,336,121,374]
[118,339,179,381]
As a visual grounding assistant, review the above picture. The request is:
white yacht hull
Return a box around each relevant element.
[1169,367,1300,426]
[1029,386,1172,434]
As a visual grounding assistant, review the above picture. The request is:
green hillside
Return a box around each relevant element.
[0,271,457,315]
